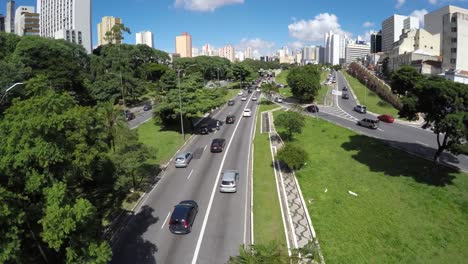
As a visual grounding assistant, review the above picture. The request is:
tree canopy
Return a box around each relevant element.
[287,65,321,103]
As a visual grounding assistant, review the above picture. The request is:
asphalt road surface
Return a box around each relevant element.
[111,90,258,264]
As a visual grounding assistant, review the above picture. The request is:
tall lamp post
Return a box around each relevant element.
[0,82,24,104]
[176,64,198,141]
[364,77,368,106]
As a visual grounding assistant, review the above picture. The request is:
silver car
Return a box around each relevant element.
[219,170,239,193]
[174,152,193,168]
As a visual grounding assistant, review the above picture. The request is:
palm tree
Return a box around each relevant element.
[99,101,125,152]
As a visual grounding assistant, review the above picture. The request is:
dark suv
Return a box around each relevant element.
[228,100,235,106]
[210,138,226,153]
[226,115,236,124]
[169,200,199,234]
[124,110,135,121]
[199,124,209,134]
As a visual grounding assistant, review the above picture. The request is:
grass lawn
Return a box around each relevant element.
[225,88,240,101]
[276,70,289,85]
[253,101,286,246]
[342,71,399,117]
[315,71,330,105]
[279,114,468,263]
[137,121,190,165]
[279,87,293,98]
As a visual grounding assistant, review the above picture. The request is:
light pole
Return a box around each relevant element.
[176,64,198,141]
[364,77,368,106]
[0,82,24,104]
[108,72,126,119]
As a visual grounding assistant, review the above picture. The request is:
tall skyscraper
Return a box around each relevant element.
[370,31,382,53]
[0,14,5,32]
[382,14,419,52]
[324,31,341,65]
[14,6,38,36]
[136,31,154,48]
[37,0,92,53]
[5,1,15,33]
[97,16,122,46]
[219,44,235,62]
[175,32,192,58]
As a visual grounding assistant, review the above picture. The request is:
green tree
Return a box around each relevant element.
[287,65,321,103]
[232,63,253,88]
[276,143,309,170]
[228,242,290,264]
[103,23,131,44]
[261,82,279,101]
[390,66,424,95]
[274,111,306,140]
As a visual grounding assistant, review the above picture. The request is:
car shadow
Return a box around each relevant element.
[110,205,159,264]
[341,135,459,186]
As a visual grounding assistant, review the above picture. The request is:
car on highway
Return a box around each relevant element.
[305,105,319,113]
[219,170,240,193]
[174,152,193,168]
[354,105,367,114]
[274,97,283,103]
[256,88,261,92]
[248,89,253,94]
[238,91,243,96]
[169,200,198,234]
[225,115,236,124]
[228,100,235,106]
[124,110,135,121]
[342,93,349,99]
[342,86,348,91]
[243,109,252,117]
[241,97,247,101]
[378,114,395,123]
[357,118,379,129]
[143,104,152,111]
[210,138,226,153]
[199,124,210,134]
[252,96,257,101]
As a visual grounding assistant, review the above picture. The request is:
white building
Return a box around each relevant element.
[325,31,341,65]
[245,47,253,59]
[37,0,92,53]
[219,44,235,62]
[192,47,199,57]
[345,41,370,63]
[136,31,154,48]
[382,14,419,52]
[5,0,15,33]
[14,6,38,36]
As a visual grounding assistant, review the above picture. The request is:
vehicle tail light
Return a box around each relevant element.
[183,219,188,229]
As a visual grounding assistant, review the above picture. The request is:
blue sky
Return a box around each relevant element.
[2,0,468,55]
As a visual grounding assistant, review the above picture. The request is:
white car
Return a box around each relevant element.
[243,109,252,117]
[241,97,247,101]
[274,97,283,103]
[252,96,257,101]
[256,88,261,92]
[238,91,243,96]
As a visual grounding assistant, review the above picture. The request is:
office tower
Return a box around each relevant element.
[37,0,92,53]
[14,6,39,36]
[136,31,154,48]
[97,16,122,46]
[5,0,15,33]
[345,41,371,63]
[325,31,341,65]
[175,32,192,58]
[382,14,419,52]
[370,31,382,53]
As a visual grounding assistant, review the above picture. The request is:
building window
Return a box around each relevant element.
[451,16,457,23]
[450,58,456,64]
[451,37,457,43]
[451,27,457,33]
[451,48,457,53]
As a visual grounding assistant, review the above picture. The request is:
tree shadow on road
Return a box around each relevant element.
[341,135,459,187]
[110,205,159,264]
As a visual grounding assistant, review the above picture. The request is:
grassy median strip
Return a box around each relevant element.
[276,70,289,85]
[253,102,286,246]
[281,113,468,263]
[342,71,399,116]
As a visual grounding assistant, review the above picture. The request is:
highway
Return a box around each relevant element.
[111,90,258,264]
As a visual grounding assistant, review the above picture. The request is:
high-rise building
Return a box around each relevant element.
[0,14,5,32]
[192,47,199,57]
[382,14,419,52]
[14,6,39,36]
[175,32,192,58]
[324,31,341,65]
[370,31,382,53]
[302,46,315,62]
[245,47,253,59]
[201,43,212,56]
[37,0,92,53]
[345,41,371,63]
[136,31,154,48]
[97,16,122,46]
[424,5,468,73]
[5,1,15,33]
[219,44,235,62]
[317,46,325,64]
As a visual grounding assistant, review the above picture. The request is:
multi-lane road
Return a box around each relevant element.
[112,91,258,264]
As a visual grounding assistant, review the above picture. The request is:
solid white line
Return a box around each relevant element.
[244,104,256,246]
[160,211,171,230]
[377,128,385,132]
[203,145,207,152]
[187,169,194,180]
[416,141,429,147]
[191,95,255,264]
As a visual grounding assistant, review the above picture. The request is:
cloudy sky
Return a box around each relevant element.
[3,0,468,56]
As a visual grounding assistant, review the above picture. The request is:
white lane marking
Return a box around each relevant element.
[377,128,384,132]
[161,211,171,230]
[191,95,255,264]
[187,169,194,180]
[416,141,429,147]
[244,103,256,245]
[203,145,207,152]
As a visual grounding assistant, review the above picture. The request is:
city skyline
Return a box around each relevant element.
[2,0,468,56]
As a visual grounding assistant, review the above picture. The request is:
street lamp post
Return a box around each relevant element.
[175,64,198,141]
[0,82,24,104]
[364,77,368,106]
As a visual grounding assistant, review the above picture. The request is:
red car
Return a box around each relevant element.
[378,114,395,123]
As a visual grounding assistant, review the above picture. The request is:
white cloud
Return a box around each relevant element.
[363,21,374,28]
[174,0,244,12]
[396,0,405,8]
[410,9,428,27]
[235,38,276,57]
[287,41,305,50]
[288,13,350,42]
[362,30,377,42]
[428,0,438,4]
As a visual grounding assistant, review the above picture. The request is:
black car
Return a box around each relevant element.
[248,89,253,94]
[342,93,349,99]
[124,110,135,121]
[210,138,226,153]
[143,104,152,111]
[228,100,235,106]
[226,115,236,124]
[169,200,199,234]
[199,124,209,134]
[342,86,348,91]
[305,105,319,113]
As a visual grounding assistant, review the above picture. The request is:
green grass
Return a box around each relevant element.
[253,102,286,246]
[137,121,190,165]
[276,70,289,85]
[342,71,399,116]
[279,87,293,98]
[278,114,468,263]
[315,71,330,105]
[225,88,241,101]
